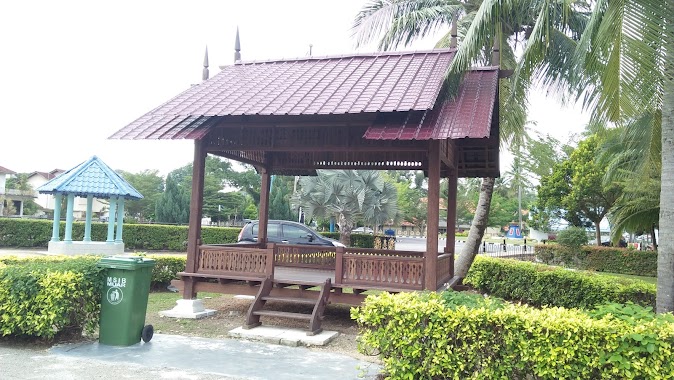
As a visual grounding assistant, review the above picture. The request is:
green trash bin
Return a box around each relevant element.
[97,256,156,346]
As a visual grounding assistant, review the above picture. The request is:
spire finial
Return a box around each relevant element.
[450,15,458,48]
[234,27,241,63]
[202,46,209,81]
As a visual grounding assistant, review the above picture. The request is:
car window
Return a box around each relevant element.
[251,223,279,237]
[283,224,310,239]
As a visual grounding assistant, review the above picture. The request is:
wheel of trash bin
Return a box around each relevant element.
[141,325,154,343]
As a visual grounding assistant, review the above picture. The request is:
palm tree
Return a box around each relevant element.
[572,0,674,312]
[292,170,398,246]
[353,0,590,282]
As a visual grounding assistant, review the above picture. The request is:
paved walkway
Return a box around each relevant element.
[1,334,381,379]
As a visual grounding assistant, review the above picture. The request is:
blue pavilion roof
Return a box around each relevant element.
[36,156,143,200]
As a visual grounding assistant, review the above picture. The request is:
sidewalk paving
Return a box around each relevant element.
[1,334,381,379]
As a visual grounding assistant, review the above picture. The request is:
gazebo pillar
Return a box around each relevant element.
[84,195,93,242]
[115,197,125,243]
[425,140,440,290]
[184,138,206,299]
[106,198,117,243]
[51,193,63,242]
[258,167,271,246]
[64,194,75,243]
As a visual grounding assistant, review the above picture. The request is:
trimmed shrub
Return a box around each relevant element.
[353,292,674,380]
[556,226,589,248]
[144,254,186,289]
[465,256,655,309]
[320,232,376,248]
[0,218,241,251]
[536,244,658,277]
[0,256,104,339]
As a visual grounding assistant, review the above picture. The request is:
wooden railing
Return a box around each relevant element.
[274,244,336,270]
[197,244,273,277]
[436,253,453,288]
[338,248,425,290]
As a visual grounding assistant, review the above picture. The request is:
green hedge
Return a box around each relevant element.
[322,232,376,248]
[353,292,674,380]
[465,256,656,309]
[0,256,104,339]
[0,218,240,251]
[0,254,187,339]
[536,244,658,277]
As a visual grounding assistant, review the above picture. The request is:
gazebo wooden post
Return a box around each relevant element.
[184,138,207,300]
[258,167,271,248]
[445,160,458,278]
[425,140,440,290]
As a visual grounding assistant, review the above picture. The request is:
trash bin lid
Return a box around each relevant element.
[97,256,156,270]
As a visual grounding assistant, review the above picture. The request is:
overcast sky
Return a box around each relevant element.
[0,0,588,176]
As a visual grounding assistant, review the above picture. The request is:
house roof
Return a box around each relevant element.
[0,166,16,175]
[27,169,65,180]
[110,49,456,140]
[36,156,143,200]
[363,68,498,140]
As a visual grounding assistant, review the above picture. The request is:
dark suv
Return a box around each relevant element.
[237,220,345,247]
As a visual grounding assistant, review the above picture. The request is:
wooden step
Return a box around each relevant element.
[253,310,312,320]
[261,296,317,305]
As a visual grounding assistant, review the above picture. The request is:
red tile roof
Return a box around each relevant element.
[0,166,16,175]
[110,49,456,140]
[363,68,498,140]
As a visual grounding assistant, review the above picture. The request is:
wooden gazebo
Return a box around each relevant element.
[111,48,500,332]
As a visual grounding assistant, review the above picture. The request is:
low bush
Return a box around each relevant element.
[321,232,375,248]
[556,226,590,248]
[0,256,104,339]
[0,218,240,251]
[536,244,658,277]
[353,292,674,379]
[144,255,186,289]
[465,256,655,309]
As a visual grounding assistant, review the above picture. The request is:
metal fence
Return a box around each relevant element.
[477,240,536,261]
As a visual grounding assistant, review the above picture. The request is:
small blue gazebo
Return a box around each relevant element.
[37,156,143,255]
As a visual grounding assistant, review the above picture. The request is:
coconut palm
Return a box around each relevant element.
[292,170,398,246]
[353,0,590,282]
[572,0,673,312]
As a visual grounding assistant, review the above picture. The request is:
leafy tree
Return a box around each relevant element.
[394,180,426,235]
[353,0,590,284]
[243,203,258,220]
[117,170,164,221]
[155,173,190,224]
[5,173,39,216]
[556,226,589,249]
[537,135,621,245]
[269,176,297,221]
[570,0,673,312]
[293,170,398,246]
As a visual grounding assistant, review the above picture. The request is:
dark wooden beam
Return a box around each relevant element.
[445,157,458,279]
[425,140,440,290]
[184,138,207,299]
[258,167,271,246]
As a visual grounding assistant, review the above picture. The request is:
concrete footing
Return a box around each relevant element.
[48,241,124,255]
[229,326,339,347]
[159,299,216,319]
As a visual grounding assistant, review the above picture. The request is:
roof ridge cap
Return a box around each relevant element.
[229,48,457,66]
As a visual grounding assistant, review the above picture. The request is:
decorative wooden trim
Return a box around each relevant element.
[436,253,453,288]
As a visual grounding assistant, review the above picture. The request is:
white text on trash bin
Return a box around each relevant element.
[107,277,127,288]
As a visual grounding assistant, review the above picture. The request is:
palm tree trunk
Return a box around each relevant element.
[657,45,674,313]
[449,177,495,287]
[339,213,353,247]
